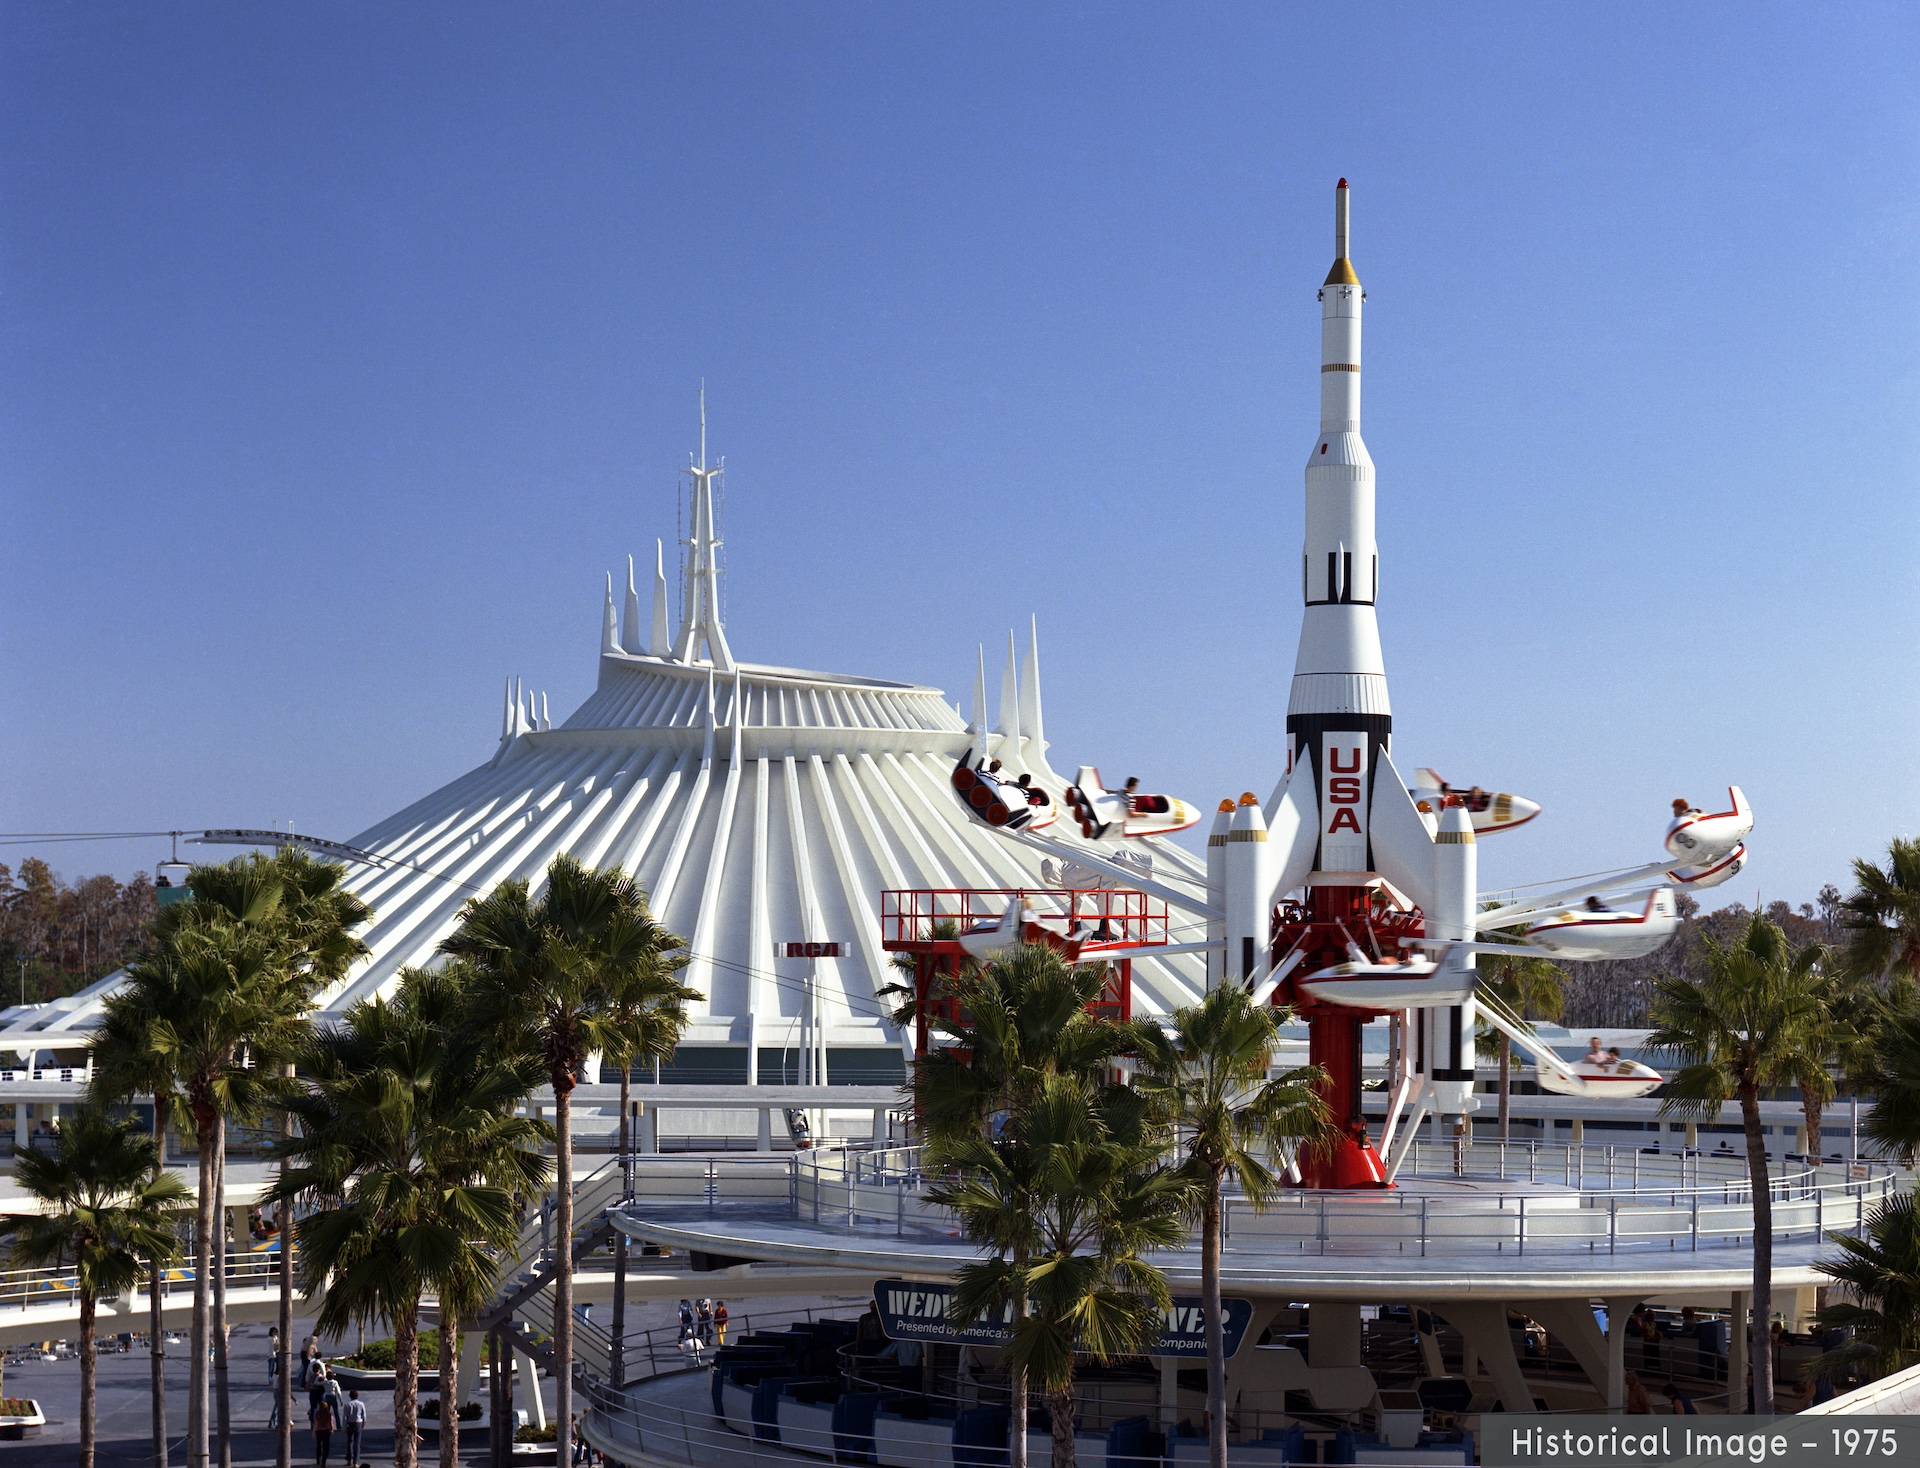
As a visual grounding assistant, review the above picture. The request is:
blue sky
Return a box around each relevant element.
[4,3,1916,907]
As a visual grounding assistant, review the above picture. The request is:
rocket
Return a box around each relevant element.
[1287,178,1391,871]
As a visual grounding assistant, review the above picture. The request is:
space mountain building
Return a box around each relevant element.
[0,420,1208,1083]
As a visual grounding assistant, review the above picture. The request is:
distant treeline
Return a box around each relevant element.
[0,859,158,1005]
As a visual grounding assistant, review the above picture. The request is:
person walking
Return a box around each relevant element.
[307,1363,328,1429]
[342,1389,366,1468]
[714,1300,729,1347]
[676,1298,694,1345]
[695,1298,714,1348]
[312,1393,336,1468]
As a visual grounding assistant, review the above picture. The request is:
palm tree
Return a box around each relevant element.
[1474,938,1565,1143]
[86,1036,183,1468]
[1131,986,1329,1468]
[96,921,305,1468]
[1841,838,1920,987]
[931,1071,1190,1468]
[8,1105,188,1468]
[440,855,659,1446]
[1648,913,1825,1414]
[595,910,694,1386]
[274,975,549,1468]
[1810,1188,1920,1388]
[914,944,1136,1468]
[1861,998,1920,1162]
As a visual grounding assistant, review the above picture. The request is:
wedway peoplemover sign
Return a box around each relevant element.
[872,1279,1254,1359]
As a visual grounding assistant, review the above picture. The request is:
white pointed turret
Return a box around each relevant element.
[650,539,671,656]
[998,629,1022,754]
[1205,799,1234,989]
[539,690,551,731]
[1019,615,1046,760]
[501,677,514,741]
[623,555,643,654]
[674,386,736,673]
[602,573,620,656]
[970,645,990,740]
[1223,793,1273,986]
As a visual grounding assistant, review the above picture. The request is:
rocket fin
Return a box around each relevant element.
[1370,748,1439,913]
[1267,764,1320,901]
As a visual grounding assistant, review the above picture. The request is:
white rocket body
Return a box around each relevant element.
[1205,802,1232,989]
[1286,179,1397,879]
[1223,798,1273,987]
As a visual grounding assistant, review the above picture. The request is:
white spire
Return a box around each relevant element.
[650,539,670,655]
[501,677,514,741]
[673,384,736,672]
[601,573,620,655]
[971,645,990,739]
[998,629,1022,751]
[539,690,551,731]
[1020,614,1046,756]
[701,666,718,763]
[730,668,746,758]
[622,555,643,653]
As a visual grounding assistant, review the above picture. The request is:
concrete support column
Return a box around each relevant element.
[1307,1302,1362,1368]
[1604,1299,1635,1411]
[1570,1118,1586,1145]
[1729,1291,1749,1412]
[516,1346,546,1430]
[1159,1355,1179,1429]
[13,1101,27,1150]
[638,1106,658,1154]
[756,1107,773,1153]
[458,1330,483,1408]
[1684,1121,1699,1149]
[871,1108,889,1145]
[1439,1304,1534,1413]
[1529,1299,1610,1399]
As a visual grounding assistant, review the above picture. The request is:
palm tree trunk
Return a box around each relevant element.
[1203,1170,1227,1468]
[1742,1087,1775,1414]
[1803,1088,1823,1161]
[552,1076,575,1458]
[277,1063,294,1468]
[610,1065,630,1385]
[80,1287,98,1468]
[212,1114,232,1468]
[150,1105,170,1468]
[395,1302,422,1468]
[1048,1383,1076,1468]
[190,1111,215,1468]
[1498,1037,1512,1143]
[439,1303,460,1468]
[1010,1265,1028,1468]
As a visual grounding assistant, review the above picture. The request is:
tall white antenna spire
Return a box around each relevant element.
[673,384,736,672]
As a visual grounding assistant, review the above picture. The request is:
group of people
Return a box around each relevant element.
[676,1296,729,1357]
[267,1327,367,1468]
[1581,1036,1627,1071]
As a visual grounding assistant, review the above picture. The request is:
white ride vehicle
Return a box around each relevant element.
[950,752,1056,832]
[1535,1054,1664,1100]
[1525,887,1678,961]
[1409,768,1540,835]
[1663,787,1754,863]
[1063,767,1199,840]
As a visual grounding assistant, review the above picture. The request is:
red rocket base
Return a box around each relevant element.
[1274,884,1425,1189]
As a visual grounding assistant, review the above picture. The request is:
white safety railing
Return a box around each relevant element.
[622,1141,1903,1260]
[0,1246,287,1311]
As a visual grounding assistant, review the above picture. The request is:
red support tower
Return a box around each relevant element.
[1270,885,1426,1189]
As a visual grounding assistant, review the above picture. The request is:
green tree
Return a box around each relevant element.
[1648,914,1825,1414]
[914,945,1136,1468]
[440,855,664,1445]
[95,921,304,1468]
[1131,986,1329,1468]
[8,1106,187,1468]
[1841,838,1920,991]
[1861,999,1920,1163]
[1810,1188,1920,1388]
[596,908,695,1386]
[273,974,549,1468]
[931,1072,1190,1468]
[1475,936,1566,1143]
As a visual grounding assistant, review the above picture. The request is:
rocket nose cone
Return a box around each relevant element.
[1337,178,1348,189]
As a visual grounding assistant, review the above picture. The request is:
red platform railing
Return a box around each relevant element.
[879,888,1167,952]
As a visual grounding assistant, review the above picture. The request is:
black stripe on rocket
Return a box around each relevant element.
[1302,550,1378,607]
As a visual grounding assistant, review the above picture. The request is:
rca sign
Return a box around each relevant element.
[783,941,843,959]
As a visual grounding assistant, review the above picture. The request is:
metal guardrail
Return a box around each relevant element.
[0,1246,288,1311]
[623,1141,1903,1260]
